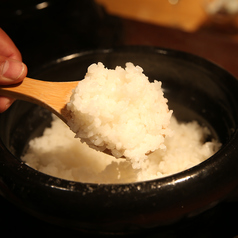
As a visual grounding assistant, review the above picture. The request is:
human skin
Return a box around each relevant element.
[0,28,28,112]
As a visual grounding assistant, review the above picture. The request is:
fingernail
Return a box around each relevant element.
[1,59,24,82]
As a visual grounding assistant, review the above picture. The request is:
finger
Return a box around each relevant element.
[0,56,28,85]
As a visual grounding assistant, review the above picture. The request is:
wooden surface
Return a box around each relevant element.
[96,0,213,32]
[120,18,238,79]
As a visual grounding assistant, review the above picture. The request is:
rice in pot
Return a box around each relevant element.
[22,115,220,184]
[21,62,221,184]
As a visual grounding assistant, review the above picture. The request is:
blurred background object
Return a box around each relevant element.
[205,0,238,15]
[204,0,238,32]
[95,0,208,32]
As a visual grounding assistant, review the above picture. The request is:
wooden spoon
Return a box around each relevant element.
[0,77,78,123]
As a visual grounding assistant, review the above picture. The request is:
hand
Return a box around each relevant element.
[0,28,28,112]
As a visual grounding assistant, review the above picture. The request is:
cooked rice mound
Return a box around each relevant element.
[22,115,221,184]
[67,62,173,169]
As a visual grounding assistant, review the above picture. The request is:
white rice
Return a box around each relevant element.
[67,62,173,169]
[22,115,221,184]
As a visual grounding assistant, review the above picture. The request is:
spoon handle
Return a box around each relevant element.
[0,77,78,122]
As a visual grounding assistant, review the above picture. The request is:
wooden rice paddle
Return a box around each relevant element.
[0,77,79,123]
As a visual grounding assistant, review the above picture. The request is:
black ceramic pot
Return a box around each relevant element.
[0,46,238,234]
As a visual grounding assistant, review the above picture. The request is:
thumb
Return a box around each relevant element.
[0,56,27,85]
